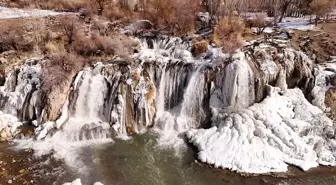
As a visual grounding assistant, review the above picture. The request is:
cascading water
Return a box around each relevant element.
[0,35,335,177]
[156,64,167,116]
[15,65,113,170]
[154,64,208,151]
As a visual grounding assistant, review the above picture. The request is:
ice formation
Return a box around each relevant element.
[0,60,42,139]
[188,87,335,173]
[62,178,104,185]
[311,62,336,112]
[186,45,336,173]
[0,35,335,174]
[0,61,43,120]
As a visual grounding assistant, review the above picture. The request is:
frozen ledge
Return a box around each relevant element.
[187,88,335,174]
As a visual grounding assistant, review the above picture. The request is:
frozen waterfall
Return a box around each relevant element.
[0,36,335,174]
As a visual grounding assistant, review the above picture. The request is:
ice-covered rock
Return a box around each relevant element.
[0,111,22,140]
[311,62,336,113]
[188,88,334,173]
[0,61,43,122]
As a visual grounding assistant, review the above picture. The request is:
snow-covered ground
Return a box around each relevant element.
[0,6,64,19]
[245,12,315,33]
[278,17,315,31]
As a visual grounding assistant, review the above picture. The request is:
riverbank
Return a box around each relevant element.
[0,142,74,185]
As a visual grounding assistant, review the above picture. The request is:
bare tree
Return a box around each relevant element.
[58,16,79,45]
[278,0,294,22]
[92,0,108,16]
[203,0,223,18]
[253,13,268,34]
[309,0,335,26]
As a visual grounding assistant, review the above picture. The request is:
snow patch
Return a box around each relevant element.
[278,17,315,31]
[0,7,66,19]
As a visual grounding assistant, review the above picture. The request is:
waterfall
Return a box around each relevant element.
[1,36,333,174]
[15,66,113,170]
[153,64,207,151]
[156,64,167,116]
[179,66,205,125]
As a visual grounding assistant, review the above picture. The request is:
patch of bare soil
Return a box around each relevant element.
[289,22,336,63]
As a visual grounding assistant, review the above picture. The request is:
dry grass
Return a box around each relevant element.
[0,18,49,53]
[44,41,65,53]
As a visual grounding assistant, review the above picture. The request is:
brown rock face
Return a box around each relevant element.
[325,87,336,117]
[41,53,85,122]
[42,84,71,122]
[330,76,336,86]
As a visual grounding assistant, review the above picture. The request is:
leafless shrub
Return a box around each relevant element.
[70,32,98,56]
[91,19,109,35]
[108,34,139,58]
[103,2,140,22]
[91,0,109,16]
[42,52,85,92]
[70,31,139,58]
[212,16,245,53]
[309,0,335,26]
[57,15,81,45]
[251,14,268,34]
[0,20,39,52]
[203,0,223,18]
[143,0,199,36]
